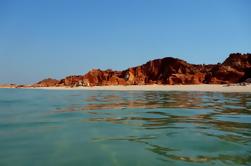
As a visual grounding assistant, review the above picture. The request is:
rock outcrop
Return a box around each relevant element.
[58,75,84,87]
[33,78,60,87]
[207,53,251,84]
[82,69,126,86]
[33,53,251,87]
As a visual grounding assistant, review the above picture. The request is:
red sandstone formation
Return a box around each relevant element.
[33,53,251,87]
[58,75,83,87]
[33,78,60,87]
[207,53,251,84]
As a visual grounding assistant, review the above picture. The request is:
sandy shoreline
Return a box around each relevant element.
[2,84,250,93]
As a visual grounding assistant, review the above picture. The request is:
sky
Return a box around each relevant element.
[0,0,250,84]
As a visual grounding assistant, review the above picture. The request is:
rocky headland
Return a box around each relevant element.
[32,53,251,87]
[2,53,250,88]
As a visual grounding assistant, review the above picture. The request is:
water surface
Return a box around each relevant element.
[0,89,251,166]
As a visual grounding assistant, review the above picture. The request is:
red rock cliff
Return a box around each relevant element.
[34,53,251,86]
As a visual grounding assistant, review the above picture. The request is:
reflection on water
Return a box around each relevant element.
[81,92,251,165]
[82,92,251,110]
[0,89,251,166]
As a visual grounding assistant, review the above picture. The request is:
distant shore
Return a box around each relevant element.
[1,84,251,93]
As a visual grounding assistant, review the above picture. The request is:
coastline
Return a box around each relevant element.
[2,84,251,93]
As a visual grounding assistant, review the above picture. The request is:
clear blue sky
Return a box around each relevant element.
[0,0,250,84]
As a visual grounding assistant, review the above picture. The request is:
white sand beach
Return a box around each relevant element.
[27,84,251,93]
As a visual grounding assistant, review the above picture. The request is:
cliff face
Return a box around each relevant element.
[123,57,215,85]
[34,53,251,87]
[207,53,251,84]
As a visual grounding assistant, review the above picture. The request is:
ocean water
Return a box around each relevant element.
[0,89,251,166]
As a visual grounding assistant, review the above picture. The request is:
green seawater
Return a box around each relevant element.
[0,89,251,166]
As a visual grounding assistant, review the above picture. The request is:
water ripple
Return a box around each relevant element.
[0,90,251,166]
